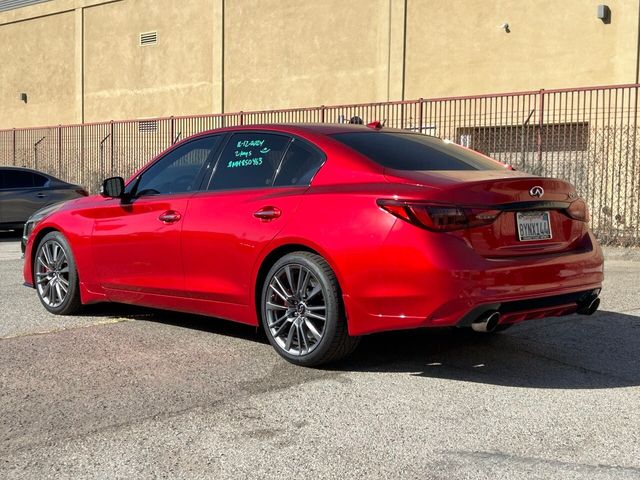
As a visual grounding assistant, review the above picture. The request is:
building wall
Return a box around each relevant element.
[223,0,392,112]
[0,0,639,129]
[0,9,77,127]
[83,0,222,122]
[405,0,639,99]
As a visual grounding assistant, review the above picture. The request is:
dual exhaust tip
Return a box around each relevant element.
[577,295,600,316]
[471,311,501,333]
[471,293,600,333]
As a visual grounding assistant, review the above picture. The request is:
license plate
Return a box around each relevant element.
[516,211,552,241]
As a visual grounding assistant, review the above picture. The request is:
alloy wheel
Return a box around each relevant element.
[35,240,71,308]
[264,264,327,356]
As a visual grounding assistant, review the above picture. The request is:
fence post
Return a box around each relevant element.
[58,125,62,177]
[537,88,545,165]
[110,120,115,175]
[240,111,244,126]
[320,105,325,123]
[418,98,424,134]
[169,116,174,145]
[80,124,85,189]
[12,128,16,166]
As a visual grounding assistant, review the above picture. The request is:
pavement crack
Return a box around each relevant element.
[443,450,640,475]
[0,366,344,457]
[0,318,131,340]
[511,342,636,383]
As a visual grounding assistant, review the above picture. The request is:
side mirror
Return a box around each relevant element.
[100,177,125,198]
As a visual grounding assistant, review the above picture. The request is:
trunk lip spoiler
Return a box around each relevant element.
[378,199,572,211]
[491,200,572,212]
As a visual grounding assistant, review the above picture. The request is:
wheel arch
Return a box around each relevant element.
[29,227,91,304]
[30,227,61,275]
[253,241,351,331]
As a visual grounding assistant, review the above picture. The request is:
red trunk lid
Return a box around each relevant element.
[384,169,587,257]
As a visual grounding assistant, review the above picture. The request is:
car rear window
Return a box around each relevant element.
[274,140,324,186]
[330,132,504,171]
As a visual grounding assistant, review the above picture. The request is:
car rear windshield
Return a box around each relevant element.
[330,132,505,171]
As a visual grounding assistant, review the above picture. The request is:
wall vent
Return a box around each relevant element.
[138,120,158,133]
[139,31,158,46]
[0,0,53,13]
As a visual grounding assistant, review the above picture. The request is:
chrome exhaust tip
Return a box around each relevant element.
[577,296,600,316]
[471,311,501,333]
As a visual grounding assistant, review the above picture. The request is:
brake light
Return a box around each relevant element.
[377,199,501,232]
[566,199,589,222]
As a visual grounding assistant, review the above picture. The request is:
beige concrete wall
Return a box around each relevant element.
[405,0,639,99]
[83,0,222,122]
[0,0,639,129]
[223,0,392,112]
[0,10,77,128]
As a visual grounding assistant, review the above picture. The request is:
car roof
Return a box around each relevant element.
[0,166,53,176]
[0,166,73,184]
[192,123,420,137]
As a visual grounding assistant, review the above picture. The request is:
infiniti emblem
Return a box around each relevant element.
[529,186,544,198]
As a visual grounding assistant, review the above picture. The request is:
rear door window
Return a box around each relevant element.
[208,133,290,191]
[32,173,49,187]
[331,132,504,171]
[0,170,38,189]
[274,140,324,187]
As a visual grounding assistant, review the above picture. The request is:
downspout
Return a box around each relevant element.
[221,0,225,115]
[401,0,408,100]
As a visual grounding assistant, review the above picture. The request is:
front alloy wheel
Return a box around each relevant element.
[34,231,81,315]
[261,252,359,366]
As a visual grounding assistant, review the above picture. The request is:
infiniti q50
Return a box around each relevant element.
[23,124,604,366]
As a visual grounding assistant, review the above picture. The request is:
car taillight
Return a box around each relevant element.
[75,188,89,196]
[377,199,501,232]
[566,199,589,222]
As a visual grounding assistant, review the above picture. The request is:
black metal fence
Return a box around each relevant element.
[1,83,638,246]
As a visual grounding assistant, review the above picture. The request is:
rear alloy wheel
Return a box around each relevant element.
[34,231,81,315]
[261,252,359,366]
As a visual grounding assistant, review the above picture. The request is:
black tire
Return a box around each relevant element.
[260,252,359,367]
[34,231,82,315]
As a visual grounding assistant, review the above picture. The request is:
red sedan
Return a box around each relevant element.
[23,124,604,366]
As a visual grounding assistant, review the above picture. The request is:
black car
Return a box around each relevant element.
[0,166,88,231]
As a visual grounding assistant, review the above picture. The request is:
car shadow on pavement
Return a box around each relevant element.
[79,303,267,344]
[337,310,640,389]
[77,303,640,389]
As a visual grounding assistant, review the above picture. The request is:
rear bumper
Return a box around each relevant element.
[455,288,600,327]
[343,225,604,336]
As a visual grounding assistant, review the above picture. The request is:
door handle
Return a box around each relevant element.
[158,210,182,224]
[253,206,281,221]
[36,193,46,198]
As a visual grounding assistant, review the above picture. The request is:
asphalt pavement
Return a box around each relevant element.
[1,231,639,479]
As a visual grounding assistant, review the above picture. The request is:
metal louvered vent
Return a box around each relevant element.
[0,0,52,13]
[138,120,158,133]
[139,31,158,46]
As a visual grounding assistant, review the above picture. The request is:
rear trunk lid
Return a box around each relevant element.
[384,169,587,257]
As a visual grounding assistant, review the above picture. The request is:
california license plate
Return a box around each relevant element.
[516,211,552,241]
